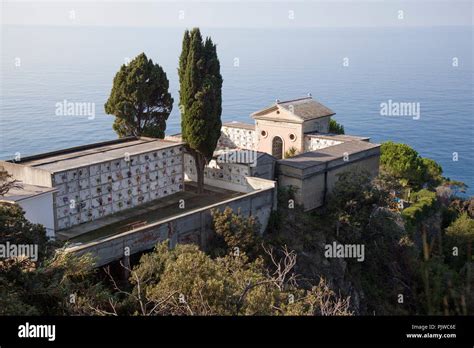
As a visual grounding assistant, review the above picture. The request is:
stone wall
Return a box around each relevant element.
[304,135,343,151]
[184,153,251,193]
[218,125,257,150]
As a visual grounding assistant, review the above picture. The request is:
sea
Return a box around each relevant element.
[1,26,472,193]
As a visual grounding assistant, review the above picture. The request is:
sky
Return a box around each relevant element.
[2,0,473,28]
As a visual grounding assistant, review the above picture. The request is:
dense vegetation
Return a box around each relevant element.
[264,142,473,315]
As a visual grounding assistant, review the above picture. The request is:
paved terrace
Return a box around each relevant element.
[59,183,242,244]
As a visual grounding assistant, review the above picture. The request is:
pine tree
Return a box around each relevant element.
[105,53,173,138]
[179,29,223,193]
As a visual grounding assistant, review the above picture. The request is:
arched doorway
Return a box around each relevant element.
[272,136,283,159]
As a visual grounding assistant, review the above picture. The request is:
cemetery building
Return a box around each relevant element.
[1,95,379,265]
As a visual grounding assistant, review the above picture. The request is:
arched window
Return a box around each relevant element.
[272,136,283,160]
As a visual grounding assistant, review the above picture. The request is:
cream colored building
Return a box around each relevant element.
[251,96,334,159]
[213,95,381,211]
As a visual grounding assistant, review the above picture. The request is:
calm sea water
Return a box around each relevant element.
[1,26,473,192]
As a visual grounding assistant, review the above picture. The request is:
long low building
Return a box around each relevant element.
[1,137,186,237]
[0,136,278,264]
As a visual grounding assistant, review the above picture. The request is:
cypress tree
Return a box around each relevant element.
[179,28,223,193]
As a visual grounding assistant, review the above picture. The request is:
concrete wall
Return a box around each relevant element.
[278,150,380,211]
[277,174,304,206]
[65,181,277,267]
[0,162,53,187]
[302,116,330,134]
[17,193,56,238]
[249,156,275,181]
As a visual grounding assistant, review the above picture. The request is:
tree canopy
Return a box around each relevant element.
[329,119,345,134]
[380,141,443,188]
[0,203,110,315]
[179,28,223,192]
[105,53,173,138]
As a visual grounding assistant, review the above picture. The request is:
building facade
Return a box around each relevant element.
[211,95,381,211]
[1,138,185,236]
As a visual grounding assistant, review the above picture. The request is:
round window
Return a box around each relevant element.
[289,133,297,141]
[261,130,268,138]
